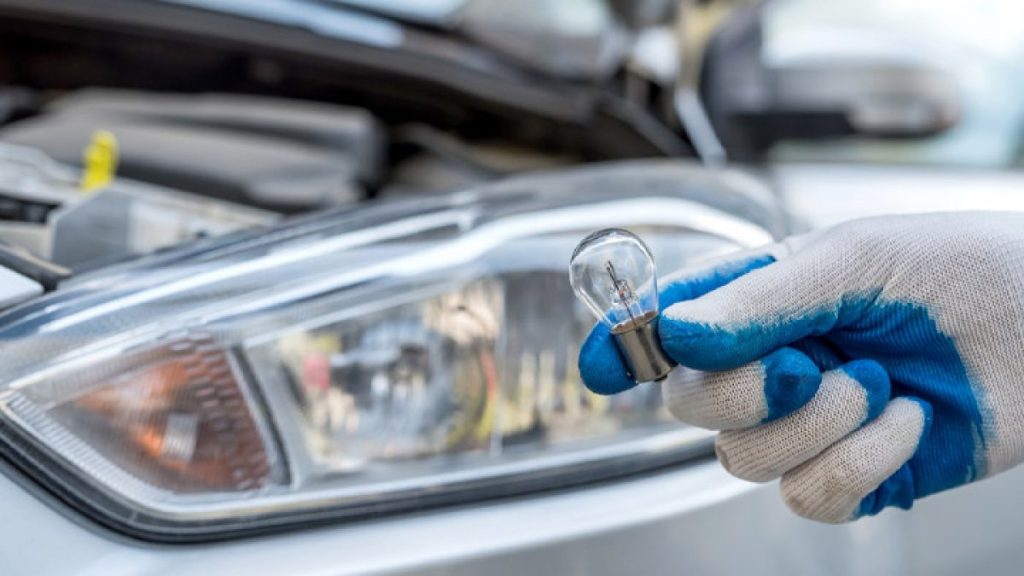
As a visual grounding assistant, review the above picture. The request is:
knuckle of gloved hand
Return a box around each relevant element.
[930,231,1005,274]
[828,222,916,278]
[828,219,888,254]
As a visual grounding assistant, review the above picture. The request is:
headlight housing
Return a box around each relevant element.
[0,162,777,541]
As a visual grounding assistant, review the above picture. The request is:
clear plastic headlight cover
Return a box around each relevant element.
[0,163,776,540]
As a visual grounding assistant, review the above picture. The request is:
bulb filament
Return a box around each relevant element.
[604,261,641,326]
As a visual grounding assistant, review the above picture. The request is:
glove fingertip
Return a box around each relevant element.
[841,359,891,422]
[578,324,637,395]
[854,463,916,519]
[762,347,822,422]
[853,397,932,520]
[902,395,934,439]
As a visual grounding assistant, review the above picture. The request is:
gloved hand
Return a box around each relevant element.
[579,212,1024,523]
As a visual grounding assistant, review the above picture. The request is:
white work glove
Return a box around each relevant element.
[579,212,1024,523]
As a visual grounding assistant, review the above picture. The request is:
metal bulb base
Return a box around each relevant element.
[611,311,675,383]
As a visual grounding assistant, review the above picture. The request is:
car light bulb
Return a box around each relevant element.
[570,228,675,383]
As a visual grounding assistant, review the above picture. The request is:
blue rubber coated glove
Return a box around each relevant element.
[579,212,1024,523]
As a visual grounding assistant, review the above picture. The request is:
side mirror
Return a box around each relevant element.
[700,4,960,160]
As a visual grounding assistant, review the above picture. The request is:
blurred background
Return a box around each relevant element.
[5,0,1018,214]
[758,0,1024,167]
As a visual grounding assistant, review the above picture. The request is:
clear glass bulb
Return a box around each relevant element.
[570,228,659,330]
[570,228,673,383]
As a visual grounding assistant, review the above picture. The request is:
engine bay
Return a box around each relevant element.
[0,0,702,275]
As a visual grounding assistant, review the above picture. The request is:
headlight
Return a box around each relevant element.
[0,162,776,540]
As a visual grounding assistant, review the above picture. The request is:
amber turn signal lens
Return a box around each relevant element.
[49,333,274,494]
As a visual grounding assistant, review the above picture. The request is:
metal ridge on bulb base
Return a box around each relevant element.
[611,311,675,383]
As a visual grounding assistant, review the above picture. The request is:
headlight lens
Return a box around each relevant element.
[0,163,775,540]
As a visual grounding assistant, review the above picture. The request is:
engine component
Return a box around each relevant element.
[0,143,274,270]
[0,90,386,212]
